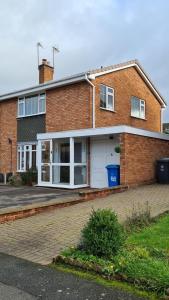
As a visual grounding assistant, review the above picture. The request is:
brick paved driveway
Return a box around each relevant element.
[0,184,169,265]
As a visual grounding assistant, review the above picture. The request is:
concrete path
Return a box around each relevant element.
[0,253,147,300]
[0,184,169,264]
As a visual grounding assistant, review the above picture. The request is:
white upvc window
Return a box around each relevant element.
[17,144,37,172]
[131,96,145,119]
[100,84,114,111]
[18,98,25,117]
[18,93,46,117]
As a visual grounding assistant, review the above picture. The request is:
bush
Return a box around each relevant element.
[124,201,151,232]
[80,209,125,258]
[20,168,37,186]
[9,174,22,186]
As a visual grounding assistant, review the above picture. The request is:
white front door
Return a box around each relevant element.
[90,137,120,188]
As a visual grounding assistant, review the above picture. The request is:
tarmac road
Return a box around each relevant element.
[0,252,148,300]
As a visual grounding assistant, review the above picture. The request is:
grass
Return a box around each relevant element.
[50,263,158,300]
[127,214,169,254]
[52,213,169,298]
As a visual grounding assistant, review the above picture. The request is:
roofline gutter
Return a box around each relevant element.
[0,74,86,101]
[85,75,95,128]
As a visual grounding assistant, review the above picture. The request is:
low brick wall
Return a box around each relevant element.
[0,185,128,224]
[79,185,128,199]
[120,133,169,186]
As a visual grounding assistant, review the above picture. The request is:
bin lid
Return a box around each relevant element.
[157,158,169,162]
[106,164,120,169]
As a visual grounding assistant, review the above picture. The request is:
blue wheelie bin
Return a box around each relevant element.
[106,165,120,187]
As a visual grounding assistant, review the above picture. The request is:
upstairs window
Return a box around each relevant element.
[18,93,46,117]
[100,85,114,111]
[131,96,145,119]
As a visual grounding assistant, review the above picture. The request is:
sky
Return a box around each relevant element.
[0,0,169,120]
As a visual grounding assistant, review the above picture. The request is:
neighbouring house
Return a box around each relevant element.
[163,123,169,134]
[0,58,169,188]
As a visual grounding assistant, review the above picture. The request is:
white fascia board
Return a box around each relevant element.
[89,64,136,78]
[135,65,166,108]
[37,125,169,141]
[90,63,166,108]
[0,74,86,101]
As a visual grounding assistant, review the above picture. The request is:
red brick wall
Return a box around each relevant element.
[0,99,17,174]
[120,133,169,186]
[0,66,164,178]
[94,67,161,132]
[46,82,92,132]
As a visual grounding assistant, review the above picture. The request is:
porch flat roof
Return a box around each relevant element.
[37,125,169,141]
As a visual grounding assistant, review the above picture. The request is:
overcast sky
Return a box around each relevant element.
[0,0,169,120]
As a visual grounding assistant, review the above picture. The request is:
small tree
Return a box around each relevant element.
[81,209,125,258]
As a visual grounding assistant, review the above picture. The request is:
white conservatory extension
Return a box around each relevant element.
[37,126,122,189]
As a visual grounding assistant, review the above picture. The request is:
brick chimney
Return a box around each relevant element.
[38,59,54,84]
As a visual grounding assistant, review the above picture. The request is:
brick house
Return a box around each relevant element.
[0,59,169,188]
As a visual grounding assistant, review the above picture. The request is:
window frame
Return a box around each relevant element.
[100,84,115,111]
[131,96,145,119]
[17,93,46,118]
[17,143,37,172]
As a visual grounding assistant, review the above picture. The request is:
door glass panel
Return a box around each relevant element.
[74,142,82,163]
[60,166,70,183]
[41,141,50,163]
[52,139,70,163]
[41,165,50,182]
[74,139,86,164]
[52,165,70,184]
[74,166,87,185]
[60,143,70,163]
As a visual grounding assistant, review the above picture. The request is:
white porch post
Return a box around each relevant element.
[37,140,41,185]
[70,137,74,187]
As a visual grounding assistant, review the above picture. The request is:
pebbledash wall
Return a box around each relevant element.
[120,133,169,186]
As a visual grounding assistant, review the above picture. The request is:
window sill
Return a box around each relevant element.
[131,115,147,121]
[100,107,116,113]
[16,112,46,119]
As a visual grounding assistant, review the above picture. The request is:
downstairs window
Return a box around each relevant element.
[17,144,37,172]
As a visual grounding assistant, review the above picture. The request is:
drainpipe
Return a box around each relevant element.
[85,75,95,128]
[161,108,163,133]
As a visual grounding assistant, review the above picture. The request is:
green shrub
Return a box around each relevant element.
[124,201,151,232]
[59,245,169,296]
[20,168,37,186]
[9,174,22,186]
[114,248,169,295]
[80,209,125,258]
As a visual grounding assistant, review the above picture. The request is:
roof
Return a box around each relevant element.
[37,124,169,141]
[0,59,166,107]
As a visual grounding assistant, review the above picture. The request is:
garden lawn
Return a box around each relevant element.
[54,213,169,298]
[127,214,169,253]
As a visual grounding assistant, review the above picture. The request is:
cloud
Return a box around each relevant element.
[0,0,168,120]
